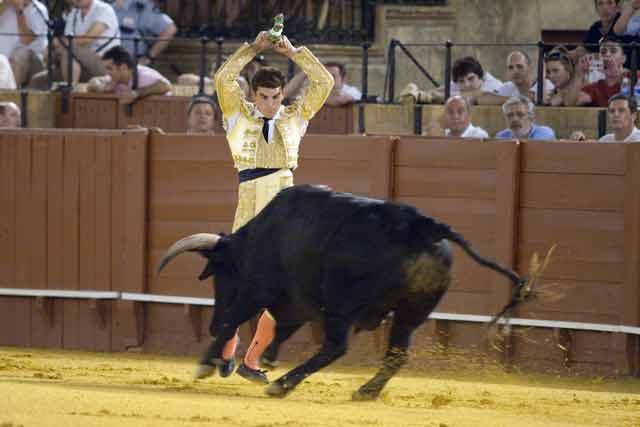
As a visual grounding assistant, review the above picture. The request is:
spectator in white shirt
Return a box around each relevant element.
[497,50,554,100]
[424,95,489,138]
[599,94,640,142]
[60,0,120,83]
[0,0,48,86]
[427,56,503,104]
[442,96,488,138]
[0,101,21,128]
[284,61,361,106]
[0,54,17,89]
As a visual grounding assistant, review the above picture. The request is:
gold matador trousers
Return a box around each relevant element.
[232,168,294,232]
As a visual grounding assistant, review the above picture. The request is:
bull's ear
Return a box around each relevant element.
[198,260,216,281]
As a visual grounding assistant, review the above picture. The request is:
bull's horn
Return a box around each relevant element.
[156,233,220,276]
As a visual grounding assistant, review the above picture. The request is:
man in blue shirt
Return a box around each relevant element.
[108,0,176,66]
[496,95,556,140]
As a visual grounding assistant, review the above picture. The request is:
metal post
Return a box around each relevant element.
[47,29,54,90]
[414,104,423,135]
[444,40,452,102]
[362,41,370,101]
[387,39,397,103]
[216,37,224,72]
[537,41,545,106]
[66,34,74,87]
[631,42,639,89]
[199,37,208,95]
[20,90,28,128]
[133,37,140,90]
[598,109,607,138]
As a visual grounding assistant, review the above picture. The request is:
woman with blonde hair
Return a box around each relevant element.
[544,46,586,106]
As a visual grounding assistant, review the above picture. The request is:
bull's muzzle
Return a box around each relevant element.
[156,233,220,275]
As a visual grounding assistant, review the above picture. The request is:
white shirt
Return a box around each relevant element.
[341,83,362,101]
[444,123,489,139]
[599,127,640,142]
[0,54,17,89]
[0,1,49,58]
[64,0,120,54]
[450,71,503,95]
[497,79,555,98]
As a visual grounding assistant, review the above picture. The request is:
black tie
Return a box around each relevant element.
[262,118,270,143]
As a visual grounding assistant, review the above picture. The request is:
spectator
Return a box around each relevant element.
[577,35,625,106]
[0,0,48,87]
[87,45,171,103]
[61,0,121,83]
[0,54,18,89]
[178,56,269,100]
[425,95,488,138]
[427,56,503,104]
[496,95,556,140]
[614,0,640,37]
[108,0,176,66]
[497,50,554,100]
[544,46,585,106]
[571,0,627,61]
[285,61,360,106]
[0,101,21,128]
[599,93,640,141]
[186,95,217,134]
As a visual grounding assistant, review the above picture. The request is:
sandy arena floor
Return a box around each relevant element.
[0,347,638,427]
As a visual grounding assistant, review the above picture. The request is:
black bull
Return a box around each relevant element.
[158,184,531,400]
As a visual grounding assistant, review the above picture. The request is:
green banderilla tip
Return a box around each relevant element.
[268,14,285,43]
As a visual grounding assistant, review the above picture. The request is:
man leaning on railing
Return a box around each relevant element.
[87,45,171,103]
[0,0,48,87]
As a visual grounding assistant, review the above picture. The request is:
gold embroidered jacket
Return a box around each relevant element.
[214,43,334,171]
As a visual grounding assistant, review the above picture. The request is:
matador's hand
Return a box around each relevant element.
[273,35,299,58]
[252,31,273,54]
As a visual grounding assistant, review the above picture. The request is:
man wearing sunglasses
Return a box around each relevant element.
[577,35,626,106]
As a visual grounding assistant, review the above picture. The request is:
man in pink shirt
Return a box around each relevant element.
[87,45,171,103]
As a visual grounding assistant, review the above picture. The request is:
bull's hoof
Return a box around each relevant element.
[351,388,380,401]
[194,363,216,380]
[265,381,291,398]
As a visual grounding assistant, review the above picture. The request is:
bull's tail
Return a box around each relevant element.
[427,219,532,324]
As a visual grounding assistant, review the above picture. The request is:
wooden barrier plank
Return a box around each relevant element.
[521,141,626,175]
[150,135,230,161]
[73,96,119,129]
[151,160,238,192]
[42,135,65,348]
[14,134,32,289]
[396,138,498,169]
[13,134,32,346]
[0,135,16,288]
[490,141,519,314]
[78,135,96,292]
[150,190,236,222]
[363,104,414,136]
[521,173,624,212]
[95,135,112,292]
[395,167,496,200]
[112,131,148,351]
[518,280,622,320]
[30,135,55,348]
[123,131,148,294]
[62,134,82,350]
[623,143,640,327]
